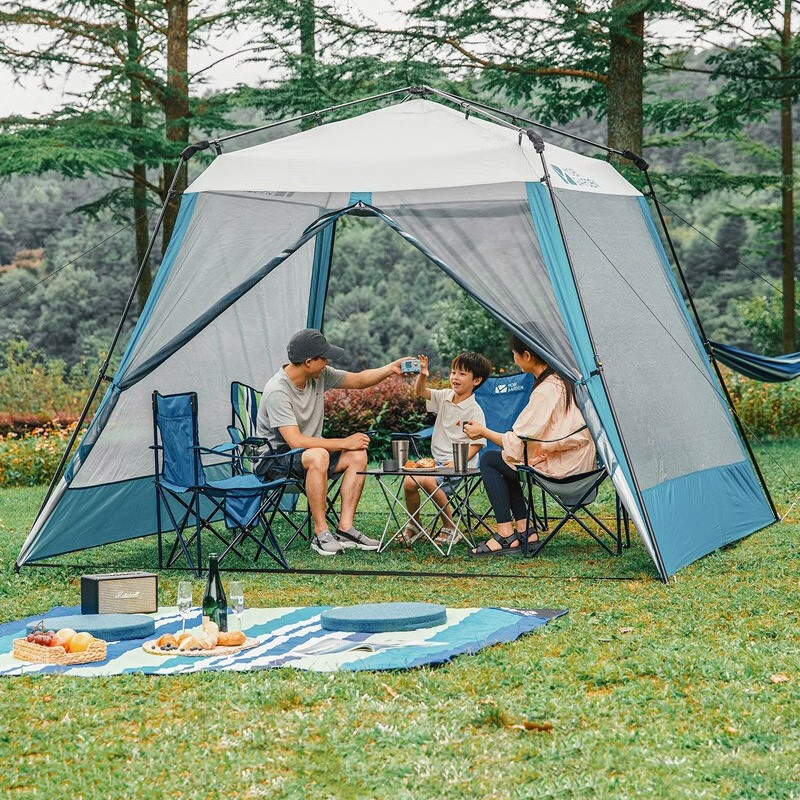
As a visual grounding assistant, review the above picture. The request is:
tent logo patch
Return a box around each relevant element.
[550,164,599,189]
[495,381,525,394]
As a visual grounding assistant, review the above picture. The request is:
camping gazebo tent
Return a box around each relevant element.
[16,89,777,581]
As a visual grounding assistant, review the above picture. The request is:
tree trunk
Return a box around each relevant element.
[162,0,190,253]
[780,0,795,353]
[125,0,151,312]
[607,0,645,157]
[299,0,316,129]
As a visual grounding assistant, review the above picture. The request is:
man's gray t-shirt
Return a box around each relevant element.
[256,365,347,451]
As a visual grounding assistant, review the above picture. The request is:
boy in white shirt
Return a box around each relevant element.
[402,352,491,543]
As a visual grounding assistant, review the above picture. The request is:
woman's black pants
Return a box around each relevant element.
[479,449,528,524]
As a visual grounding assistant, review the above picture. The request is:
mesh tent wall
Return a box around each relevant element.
[16,99,776,580]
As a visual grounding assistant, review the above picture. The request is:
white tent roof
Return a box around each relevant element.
[187,99,639,196]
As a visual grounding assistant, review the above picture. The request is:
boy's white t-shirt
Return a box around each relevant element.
[426,388,487,467]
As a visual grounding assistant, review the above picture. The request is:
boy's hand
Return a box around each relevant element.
[463,420,485,440]
[418,354,429,377]
[441,460,454,468]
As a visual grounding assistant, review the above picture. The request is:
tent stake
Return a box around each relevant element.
[30,155,193,532]
[642,171,780,522]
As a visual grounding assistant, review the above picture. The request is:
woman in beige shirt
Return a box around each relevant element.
[464,335,596,556]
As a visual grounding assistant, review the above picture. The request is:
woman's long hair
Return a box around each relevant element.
[509,334,575,409]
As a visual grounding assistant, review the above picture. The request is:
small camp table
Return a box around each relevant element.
[358,466,482,556]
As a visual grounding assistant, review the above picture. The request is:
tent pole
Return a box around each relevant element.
[208,84,630,160]
[423,87,629,158]
[30,155,194,529]
[214,86,416,145]
[643,171,780,522]
[530,135,670,582]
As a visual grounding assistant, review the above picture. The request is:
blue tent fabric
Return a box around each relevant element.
[710,340,800,383]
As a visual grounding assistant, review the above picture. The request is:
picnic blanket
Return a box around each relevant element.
[0,605,566,676]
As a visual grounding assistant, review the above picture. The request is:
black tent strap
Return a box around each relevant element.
[117,202,581,393]
[22,561,640,581]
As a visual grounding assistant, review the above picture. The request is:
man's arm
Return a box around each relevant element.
[337,358,405,390]
[278,425,369,453]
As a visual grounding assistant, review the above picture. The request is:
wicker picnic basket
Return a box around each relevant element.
[12,638,107,665]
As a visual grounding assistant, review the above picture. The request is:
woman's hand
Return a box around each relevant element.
[463,420,485,440]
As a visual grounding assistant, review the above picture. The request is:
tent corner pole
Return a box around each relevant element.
[535,145,670,583]
[643,171,780,523]
[28,155,193,534]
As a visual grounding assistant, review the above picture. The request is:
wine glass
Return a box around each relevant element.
[229,581,244,632]
[177,581,193,633]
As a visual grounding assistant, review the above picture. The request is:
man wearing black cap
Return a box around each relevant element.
[255,328,407,556]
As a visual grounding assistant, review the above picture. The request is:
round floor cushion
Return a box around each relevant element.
[27,613,156,642]
[320,602,447,633]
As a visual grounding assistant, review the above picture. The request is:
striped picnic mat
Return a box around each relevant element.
[0,605,566,676]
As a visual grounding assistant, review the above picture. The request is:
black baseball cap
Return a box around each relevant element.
[287,329,345,363]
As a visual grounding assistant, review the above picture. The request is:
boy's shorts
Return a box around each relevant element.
[435,460,463,498]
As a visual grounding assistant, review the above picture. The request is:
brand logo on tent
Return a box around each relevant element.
[495,382,525,394]
[550,164,599,189]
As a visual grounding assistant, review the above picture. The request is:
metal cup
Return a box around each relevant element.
[392,438,410,466]
[452,442,471,472]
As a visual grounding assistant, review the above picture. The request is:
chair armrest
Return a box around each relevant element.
[391,427,433,440]
[248,446,305,463]
[209,442,239,453]
[241,436,269,447]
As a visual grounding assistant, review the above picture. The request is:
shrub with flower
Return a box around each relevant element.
[323,375,432,459]
[0,421,82,487]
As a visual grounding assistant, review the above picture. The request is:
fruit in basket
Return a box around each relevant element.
[69,632,95,653]
[54,628,77,651]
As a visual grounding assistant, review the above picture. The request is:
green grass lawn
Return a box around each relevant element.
[1,443,800,799]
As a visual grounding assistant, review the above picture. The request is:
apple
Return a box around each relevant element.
[55,628,77,650]
[69,632,94,653]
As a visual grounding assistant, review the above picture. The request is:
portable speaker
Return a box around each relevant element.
[80,572,159,615]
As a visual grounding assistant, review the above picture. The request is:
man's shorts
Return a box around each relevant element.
[257,446,342,482]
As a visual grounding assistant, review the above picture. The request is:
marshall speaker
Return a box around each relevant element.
[81,572,158,615]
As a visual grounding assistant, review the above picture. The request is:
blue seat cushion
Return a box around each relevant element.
[320,602,447,633]
[27,613,155,641]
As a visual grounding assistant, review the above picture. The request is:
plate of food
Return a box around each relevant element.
[143,620,259,657]
[403,457,437,470]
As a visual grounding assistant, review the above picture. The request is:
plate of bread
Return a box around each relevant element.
[403,457,437,470]
[143,620,259,657]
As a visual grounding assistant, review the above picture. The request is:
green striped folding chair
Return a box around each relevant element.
[228,381,342,547]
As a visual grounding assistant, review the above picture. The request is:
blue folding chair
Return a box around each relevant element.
[226,380,343,547]
[152,390,294,575]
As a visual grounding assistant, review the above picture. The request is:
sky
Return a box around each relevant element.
[1,0,409,116]
[0,0,736,118]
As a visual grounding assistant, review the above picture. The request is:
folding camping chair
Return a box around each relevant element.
[152,390,292,575]
[226,380,343,547]
[517,437,624,557]
[392,372,547,535]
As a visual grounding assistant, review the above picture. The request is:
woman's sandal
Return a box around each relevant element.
[467,531,522,557]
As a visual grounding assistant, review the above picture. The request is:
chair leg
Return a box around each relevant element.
[195,495,203,576]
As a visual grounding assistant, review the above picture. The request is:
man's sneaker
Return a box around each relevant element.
[311,530,344,556]
[335,527,380,551]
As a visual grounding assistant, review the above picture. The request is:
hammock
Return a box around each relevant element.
[709,340,800,382]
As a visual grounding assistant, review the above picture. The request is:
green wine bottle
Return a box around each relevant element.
[202,553,228,632]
